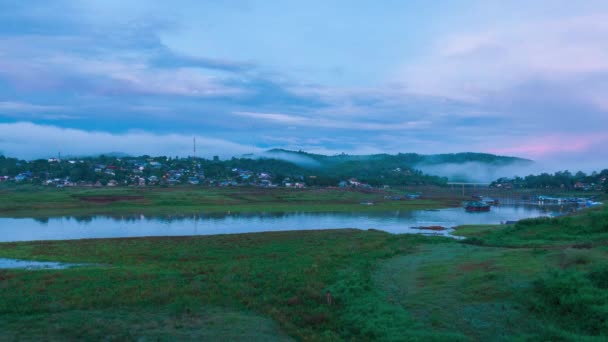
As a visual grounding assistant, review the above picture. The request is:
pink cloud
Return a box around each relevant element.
[486,133,608,159]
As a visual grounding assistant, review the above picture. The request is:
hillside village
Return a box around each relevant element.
[0,154,434,189]
[491,170,608,191]
[2,152,605,191]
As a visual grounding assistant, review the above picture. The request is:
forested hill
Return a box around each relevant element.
[0,150,530,187]
[263,149,530,167]
[242,149,532,184]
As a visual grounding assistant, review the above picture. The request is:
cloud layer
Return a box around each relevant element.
[0,122,260,159]
[0,1,607,172]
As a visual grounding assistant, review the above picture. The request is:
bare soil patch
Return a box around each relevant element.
[76,195,145,203]
[457,260,494,273]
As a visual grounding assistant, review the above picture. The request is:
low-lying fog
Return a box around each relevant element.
[417,159,608,183]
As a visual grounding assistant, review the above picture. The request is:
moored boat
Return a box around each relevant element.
[482,198,499,206]
[411,225,447,231]
[464,201,491,212]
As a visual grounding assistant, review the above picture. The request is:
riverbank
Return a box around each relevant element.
[1,203,607,340]
[0,186,460,218]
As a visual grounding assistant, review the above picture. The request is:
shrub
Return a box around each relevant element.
[462,237,484,246]
[559,248,597,268]
[516,217,554,226]
[588,266,608,289]
[528,269,608,336]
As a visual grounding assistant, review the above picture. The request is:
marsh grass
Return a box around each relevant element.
[462,206,608,248]
[0,230,461,340]
[0,186,452,218]
[528,267,608,337]
[375,205,608,340]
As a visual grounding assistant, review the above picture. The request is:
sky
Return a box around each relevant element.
[1,0,607,171]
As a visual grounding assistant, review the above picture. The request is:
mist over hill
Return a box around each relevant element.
[251,149,533,183]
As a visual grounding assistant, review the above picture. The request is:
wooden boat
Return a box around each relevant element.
[411,226,446,231]
[464,201,491,212]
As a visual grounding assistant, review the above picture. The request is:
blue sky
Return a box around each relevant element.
[1,0,608,170]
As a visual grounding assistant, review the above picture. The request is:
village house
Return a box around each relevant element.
[282,181,305,189]
[574,182,592,190]
[149,161,162,169]
[257,179,272,187]
[14,172,32,182]
[258,172,271,180]
[348,178,371,188]
[219,180,238,187]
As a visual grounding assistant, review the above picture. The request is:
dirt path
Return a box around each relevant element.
[373,243,543,341]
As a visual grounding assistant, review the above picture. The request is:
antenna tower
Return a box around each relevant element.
[193,137,197,171]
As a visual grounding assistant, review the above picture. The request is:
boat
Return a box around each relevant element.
[464,201,491,212]
[482,197,499,206]
[411,225,446,231]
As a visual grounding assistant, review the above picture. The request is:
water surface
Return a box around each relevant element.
[0,258,79,269]
[0,203,573,242]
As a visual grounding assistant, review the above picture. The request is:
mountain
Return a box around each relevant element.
[263,149,530,165]
[256,149,533,183]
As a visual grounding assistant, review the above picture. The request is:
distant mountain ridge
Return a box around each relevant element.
[253,149,532,183]
[262,149,531,167]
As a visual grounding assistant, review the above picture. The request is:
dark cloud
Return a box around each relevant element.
[151,52,256,73]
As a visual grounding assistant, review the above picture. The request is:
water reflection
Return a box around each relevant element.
[0,258,81,269]
[30,210,425,223]
[33,217,49,224]
[0,203,580,243]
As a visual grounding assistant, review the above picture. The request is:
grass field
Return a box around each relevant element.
[0,194,607,340]
[0,230,457,340]
[452,224,503,238]
[0,186,457,218]
[375,203,608,340]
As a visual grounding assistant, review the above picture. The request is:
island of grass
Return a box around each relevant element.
[0,196,607,340]
[0,185,460,218]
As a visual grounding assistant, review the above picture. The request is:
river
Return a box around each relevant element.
[0,202,576,242]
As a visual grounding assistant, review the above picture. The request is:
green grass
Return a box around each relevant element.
[462,206,608,248]
[374,204,608,340]
[0,230,463,341]
[2,194,607,340]
[0,186,455,218]
[0,307,294,341]
[375,243,554,340]
[452,224,506,238]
